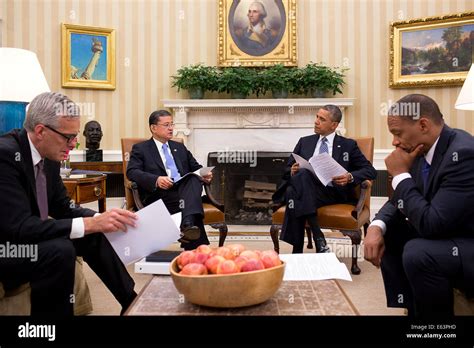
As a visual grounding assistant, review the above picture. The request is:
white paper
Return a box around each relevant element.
[279,253,352,281]
[308,153,347,186]
[174,166,215,184]
[104,199,181,265]
[292,153,316,176]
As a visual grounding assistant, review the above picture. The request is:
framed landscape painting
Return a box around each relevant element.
[61,23,116,90]
[390,11,473,88]
[218,0,297,67]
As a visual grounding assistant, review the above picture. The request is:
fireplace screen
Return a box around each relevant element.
[207,151,291,225]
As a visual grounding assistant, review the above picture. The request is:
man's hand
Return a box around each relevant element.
[290,163,300,176]
[385,144,424,177]
[156,176,174,190]
[332,172,351,186]
[84,208,138,235]
[202,172,213,184]
[364,225,385,268]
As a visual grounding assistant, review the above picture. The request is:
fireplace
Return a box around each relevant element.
[208,151,290,225]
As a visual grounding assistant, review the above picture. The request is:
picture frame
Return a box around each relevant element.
[390,11,474,88]
[61,23,116,90]
[218,0,297,67]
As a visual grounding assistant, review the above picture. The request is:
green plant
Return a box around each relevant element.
[258,64,299,96]
[216,67,257,98]
[299,62,348,96]
[171,63,218,95]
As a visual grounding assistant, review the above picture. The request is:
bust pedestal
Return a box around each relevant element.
[84,149,103,162]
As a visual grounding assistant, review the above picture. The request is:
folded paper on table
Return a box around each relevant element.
[279,253,352,281]
[292,153,347,186]
[105,199,181,265]
[174,166,215,184]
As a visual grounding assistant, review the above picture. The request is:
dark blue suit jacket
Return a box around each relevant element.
[126,138,202,204]
[0,129,95,244]
[375,126,474,295]
[273,133,377,204]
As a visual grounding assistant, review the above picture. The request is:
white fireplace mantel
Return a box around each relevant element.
[162,98,355,166]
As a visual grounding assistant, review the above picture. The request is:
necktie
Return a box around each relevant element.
[319,137,328,154]
[35,160,48,220]
[162,143,181,181]
[421,157,431,192]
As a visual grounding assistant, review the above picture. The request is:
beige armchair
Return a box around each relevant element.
[0,257,92,315]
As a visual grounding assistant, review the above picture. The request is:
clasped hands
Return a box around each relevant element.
[290,163,351,186]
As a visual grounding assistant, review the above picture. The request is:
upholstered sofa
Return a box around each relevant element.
[0,257,92,315]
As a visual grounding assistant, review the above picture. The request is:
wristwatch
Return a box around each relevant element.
[347,172,354,183]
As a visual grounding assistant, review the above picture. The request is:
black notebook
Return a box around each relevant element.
[145,250,181,263]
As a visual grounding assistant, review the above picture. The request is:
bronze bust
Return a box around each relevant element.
[83,120,103,151]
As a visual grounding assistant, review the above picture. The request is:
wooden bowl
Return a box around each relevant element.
[169,258,285,308]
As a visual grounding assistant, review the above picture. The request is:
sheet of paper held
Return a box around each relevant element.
[174,166,215,183]
[309,153,347,186]
[279,253,352,281]
[291,153,316,175]
[105,199,181,265]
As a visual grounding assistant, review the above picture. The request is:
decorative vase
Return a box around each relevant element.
[188,87,204,99]
[272,89,289,99]
[311,89,327,98]
[231,91,246,99]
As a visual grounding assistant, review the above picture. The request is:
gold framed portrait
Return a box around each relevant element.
[61,23,116,90]
[218,0,297,67]
[390,11,474,88]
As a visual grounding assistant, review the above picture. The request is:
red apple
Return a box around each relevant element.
[177,250,195,270]
[226,244,246,257]
[260,250,282,268]
[204,255,225,274]
[216,260,240,274]
[180,263,208,275]
[215,247,235,260]
[240,258,265,272]
[234,255,249,269]
[240,250,260,260]
[192,251,210,265]
[196,244,213,255]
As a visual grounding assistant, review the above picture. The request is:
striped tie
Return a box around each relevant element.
[35,160,48,220]
[319,137,328,154]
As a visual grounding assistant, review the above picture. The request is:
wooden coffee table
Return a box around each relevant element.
[125,276,358,315]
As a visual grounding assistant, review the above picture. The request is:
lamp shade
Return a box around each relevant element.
[455,63,474,111]
[0,48,50,134]
[0,48,50,102]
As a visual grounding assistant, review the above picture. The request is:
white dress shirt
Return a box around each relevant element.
[313,131,336,157]
[28,134,87,239]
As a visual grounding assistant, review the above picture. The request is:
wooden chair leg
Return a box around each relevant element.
[340,229,362,275]
[270,224,281,253]
[210,223,228,247]
[363,223,369,237]
[305,227,313,249]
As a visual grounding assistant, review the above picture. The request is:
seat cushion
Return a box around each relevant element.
[203,203,225,224]
[272,204,369,230]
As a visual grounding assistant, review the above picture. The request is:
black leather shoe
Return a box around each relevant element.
[179,225,201,243]
[315,237,330,253]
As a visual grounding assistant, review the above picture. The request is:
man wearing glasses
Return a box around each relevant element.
[0,92,138,316]
[127,110,213,250]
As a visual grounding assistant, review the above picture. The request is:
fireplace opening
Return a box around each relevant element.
[207,151,291,225]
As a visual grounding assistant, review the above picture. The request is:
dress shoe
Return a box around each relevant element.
[315,237,330,253]
[178,225,201,243]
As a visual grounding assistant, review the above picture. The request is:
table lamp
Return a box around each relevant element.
[455,63,474,111]
[0,48,50,135]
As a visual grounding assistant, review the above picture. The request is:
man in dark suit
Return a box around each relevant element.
[127,110,212,250]
[273,105,377,253]
[0,92,138,316]
[364,94,474,316]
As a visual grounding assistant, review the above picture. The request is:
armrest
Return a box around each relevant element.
[129,181,145,211]
[351,180,371,220]
[203,183,224,212]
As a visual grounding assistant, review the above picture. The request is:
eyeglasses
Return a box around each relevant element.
[155,123,175,128]
[44,125,78,144]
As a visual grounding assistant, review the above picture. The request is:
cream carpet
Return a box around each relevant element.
[83,234,404,316]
